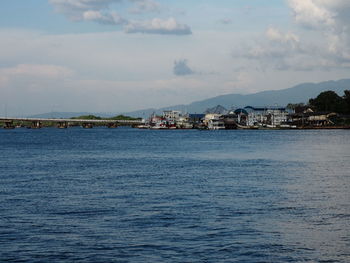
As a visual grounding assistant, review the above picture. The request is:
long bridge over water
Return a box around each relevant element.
[0,117,144,129]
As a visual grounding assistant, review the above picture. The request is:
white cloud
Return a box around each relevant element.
[49,0,191,35]
[289,0,350,29]
[239,27,318,71]
[49,0,121,21]
[237,1,350,71]
[288,0,335,29]
[265,27,300,46]
[49,0,117,10]
[129,0,161,14]
[124,17,192,35]
[288,0,350,64]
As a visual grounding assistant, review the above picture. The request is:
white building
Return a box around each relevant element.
[163,110,182,121]
[204,114,225,130]
[244,106,289,127]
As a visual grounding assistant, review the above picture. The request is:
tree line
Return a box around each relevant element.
[71,114,141,120]
[309,90,350,114]
[288,90,350,114]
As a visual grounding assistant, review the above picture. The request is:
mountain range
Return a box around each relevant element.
[123,79,350,117]
[28,79,350,118]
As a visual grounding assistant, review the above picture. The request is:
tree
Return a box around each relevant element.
[109,115,141,121]
[343,90,350,114]
[309,91,345,113]
[71,115,102,120]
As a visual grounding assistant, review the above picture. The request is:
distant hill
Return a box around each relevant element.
[124,79,350,117]
[28,79,350,118]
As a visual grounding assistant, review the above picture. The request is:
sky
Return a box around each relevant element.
[0,0,350,116]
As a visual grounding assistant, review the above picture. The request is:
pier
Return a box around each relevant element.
[0,117,143,129]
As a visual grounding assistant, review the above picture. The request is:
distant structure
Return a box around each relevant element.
[204,105,228,115]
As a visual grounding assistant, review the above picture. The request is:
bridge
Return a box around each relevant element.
[0,117,144,129]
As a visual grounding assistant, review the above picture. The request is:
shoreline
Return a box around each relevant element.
[2,125,350,130]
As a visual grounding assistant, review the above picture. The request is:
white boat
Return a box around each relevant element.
[151,120,168,129]
[207,119,225,130]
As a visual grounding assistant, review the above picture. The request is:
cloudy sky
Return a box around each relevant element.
[1,0,350,116]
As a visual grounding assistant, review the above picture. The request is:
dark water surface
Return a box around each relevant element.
[0,128,349,262]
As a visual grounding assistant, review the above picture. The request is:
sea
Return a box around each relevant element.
[0,127,349,262]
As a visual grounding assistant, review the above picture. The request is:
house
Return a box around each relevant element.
[289,112,337,126]
[203,113,225,130]
[244,106,290,127]
[294,106,314,114]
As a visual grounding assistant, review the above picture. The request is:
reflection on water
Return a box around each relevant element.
[0,128,349,262]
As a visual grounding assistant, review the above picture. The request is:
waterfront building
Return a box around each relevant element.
[207,119,225,130]
[146,110,193,129]
[244,106,290,127]
[176,114,193,129]
[189,114,205,123]
[204,114,225,130]
[221,114,239,129]
[163,110,182,121]
[188,114,206,129]
[233,109,248,126]
[289,112,337,126]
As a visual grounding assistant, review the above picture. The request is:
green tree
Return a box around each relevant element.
[109,115,141,121]
[309,91,345,113]
[71,115,102,120]
[343,90,350,114]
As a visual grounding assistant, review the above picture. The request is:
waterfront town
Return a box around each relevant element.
[143,90,350,129]
[1,104,349,130]
[138,105,347,130]
[1,90,350,130]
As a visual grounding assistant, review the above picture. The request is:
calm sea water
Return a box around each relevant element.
[0,127,349,262]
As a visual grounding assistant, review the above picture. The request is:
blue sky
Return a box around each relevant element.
[1,0,350,115]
